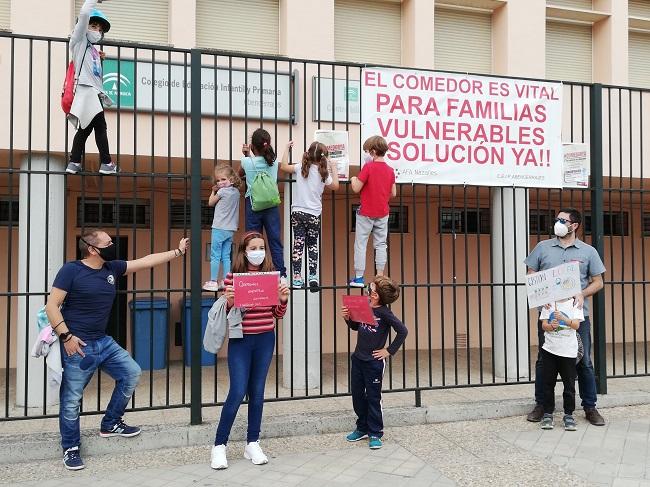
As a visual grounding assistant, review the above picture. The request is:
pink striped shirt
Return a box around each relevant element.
[225,272,287,334]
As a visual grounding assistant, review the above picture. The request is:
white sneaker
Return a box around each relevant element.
[244,441,268,465]
[203,280,220,292]
[211,444,228,469]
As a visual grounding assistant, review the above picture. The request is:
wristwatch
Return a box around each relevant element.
[59,331,72,342]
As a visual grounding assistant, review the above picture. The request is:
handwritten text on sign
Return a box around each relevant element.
[361,68,564,188]
[525,263,581,309]
[233,272,280,308]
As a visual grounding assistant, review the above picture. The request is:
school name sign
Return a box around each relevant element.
[361,68,564,187]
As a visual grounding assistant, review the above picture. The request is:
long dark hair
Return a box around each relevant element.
[231,231,275,273]
[250,128,276,167]
[301,142,329,182]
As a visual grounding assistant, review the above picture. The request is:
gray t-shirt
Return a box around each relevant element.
[211,186,240,231]
[524,237,606,315]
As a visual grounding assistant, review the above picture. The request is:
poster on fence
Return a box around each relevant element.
[525,263,581,309]
[361,68,564,188]
[314,129,350,181]
[563,143,590,188]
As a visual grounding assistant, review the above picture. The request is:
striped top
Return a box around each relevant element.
[225,272,287,334]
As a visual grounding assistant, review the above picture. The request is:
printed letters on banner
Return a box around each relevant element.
[361,68,564,188]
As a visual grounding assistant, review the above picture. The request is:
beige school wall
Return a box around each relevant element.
[0,168,649,370]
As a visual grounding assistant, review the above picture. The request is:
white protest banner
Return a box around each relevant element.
[314,129,350,181]
[525,263,581,309]
[361,68,564,187]
[563,143,590,188]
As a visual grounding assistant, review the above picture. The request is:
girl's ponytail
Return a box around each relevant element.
[251,128,276,166]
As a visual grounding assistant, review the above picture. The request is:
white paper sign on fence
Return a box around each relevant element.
[526,263,582,309]
[361,68,564,188]
[314,129,350,181]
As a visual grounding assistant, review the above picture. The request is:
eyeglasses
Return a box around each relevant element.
[365,283,376,295]
[554,218,574,225]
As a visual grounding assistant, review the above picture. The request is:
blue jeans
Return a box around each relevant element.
[535,317,597,409]
[59,335,142,450]
[215,331,275,445]
[210,228,234,280]
[244,197,286,277]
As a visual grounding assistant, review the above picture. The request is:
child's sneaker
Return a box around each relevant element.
[368,436,383,449]
[66,162,82,174]
[540,413,554,430]
[62,446,85,470]
[308,275,319,292]
[563,414,577,431]
[349,276,365,288]
[292,275,304,288]
[211,444,228,469]
[203,280,220,292]
[243,440,268,465]
[218,280,225,291]
[99,162,119,175]
[346,430,368,442]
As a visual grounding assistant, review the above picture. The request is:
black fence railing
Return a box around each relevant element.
[1,32,649,423]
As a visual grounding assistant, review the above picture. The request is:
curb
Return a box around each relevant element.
[2,391,650,464]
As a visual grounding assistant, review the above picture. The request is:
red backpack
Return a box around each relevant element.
[61,45,89,114]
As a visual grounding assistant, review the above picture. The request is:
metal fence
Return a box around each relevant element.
[1,32,649,424]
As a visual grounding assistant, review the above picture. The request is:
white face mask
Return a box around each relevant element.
[87,30,103,44]
[362,152,373,164]
[246,250,266,266]
[553,221,570,238]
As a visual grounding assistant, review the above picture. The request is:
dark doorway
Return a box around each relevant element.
[75,235,128,348]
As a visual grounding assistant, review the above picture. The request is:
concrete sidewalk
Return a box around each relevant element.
[2,376,650,465]
[7,403,650,486]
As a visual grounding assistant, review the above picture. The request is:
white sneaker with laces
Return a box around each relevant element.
[211,444,228,469]
[244,441,268,465]
[203,280,220,292]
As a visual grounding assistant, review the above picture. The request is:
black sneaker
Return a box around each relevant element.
[63,446,85,470]
[526,404,544,422]
[100,419,141,438]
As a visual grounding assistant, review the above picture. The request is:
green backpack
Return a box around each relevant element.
[249,162,281,211]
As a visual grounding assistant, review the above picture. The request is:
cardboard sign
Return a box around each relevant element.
[342,295,377,325]
[233,272,280,308]
[525,263,581,309]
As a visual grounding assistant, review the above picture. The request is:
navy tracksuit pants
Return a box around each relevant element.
[351,354,385,438]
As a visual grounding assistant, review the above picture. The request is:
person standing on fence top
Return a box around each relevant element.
[45,229,189,471]
[240,128,287,278]
[349,135,396,288]
[65,0,119,176]
[524,208,606,426]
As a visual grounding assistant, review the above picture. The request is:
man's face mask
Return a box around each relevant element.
[553,217,574,238]
[87,30,103,44]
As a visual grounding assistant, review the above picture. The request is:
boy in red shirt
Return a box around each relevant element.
[349,136,396,287]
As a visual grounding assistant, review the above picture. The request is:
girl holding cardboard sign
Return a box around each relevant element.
[211,231,289,470]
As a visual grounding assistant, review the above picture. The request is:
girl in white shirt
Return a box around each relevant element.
[280,141,339,290]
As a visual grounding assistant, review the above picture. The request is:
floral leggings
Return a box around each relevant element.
[291,211,320,278]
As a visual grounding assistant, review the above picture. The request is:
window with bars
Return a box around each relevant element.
[439,208,490,234]
[350,204,408,233]
[529,209,556,235]
[583,212,629,236]
[0,198,19,226]
[170,200,213,229]
[643,214,650,236]
[77,198,151,228]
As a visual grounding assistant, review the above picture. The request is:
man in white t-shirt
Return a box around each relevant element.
[538,298,584,431]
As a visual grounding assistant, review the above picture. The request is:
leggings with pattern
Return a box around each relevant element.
[291,211,321,278]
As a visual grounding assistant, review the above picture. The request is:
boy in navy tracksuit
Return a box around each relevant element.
[341,276,408,449]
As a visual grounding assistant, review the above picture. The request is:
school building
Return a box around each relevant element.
[0,0,649,416]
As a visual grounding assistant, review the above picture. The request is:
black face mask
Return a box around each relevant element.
[94,243,117,262]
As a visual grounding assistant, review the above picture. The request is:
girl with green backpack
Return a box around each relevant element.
[240,128,286,277]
